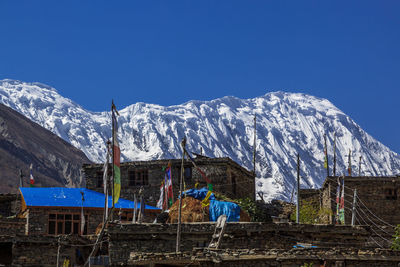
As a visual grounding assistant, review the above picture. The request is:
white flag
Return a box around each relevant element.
[156,184,165,210]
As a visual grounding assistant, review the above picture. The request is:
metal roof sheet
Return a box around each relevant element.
[19,187,159,210]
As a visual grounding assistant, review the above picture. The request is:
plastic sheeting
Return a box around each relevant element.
[209,200,240,222]
[19,187,159,210]
[180,187,241,222]
[181,187,215,201]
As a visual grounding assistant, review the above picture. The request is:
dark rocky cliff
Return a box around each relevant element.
[0,103,91,193]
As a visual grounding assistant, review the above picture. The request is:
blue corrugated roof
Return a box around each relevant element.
[19,187,159,210]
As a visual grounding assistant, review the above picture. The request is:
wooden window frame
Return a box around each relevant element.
[48,212,88,235]
[385,188,397,200]
[128,169,149,186]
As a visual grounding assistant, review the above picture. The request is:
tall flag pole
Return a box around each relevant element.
[253,114,256,175]
[323,134,329,176]
[29,164,35,187]
[333,133,337,176]
[296,153,300,223]
[19,169,24,188]
[112,100,121,206]
[103,141,111,224]
[359,156,362,176]
[335,178,340,224]
[80,191,85,235]
[348,149,352,176]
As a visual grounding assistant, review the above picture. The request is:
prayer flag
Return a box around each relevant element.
[164,163,173,208]
[157,182,165,210]
[112,103,121,205]
[336,183,340,224]
[339,179,345,224]
[29,164,35,185]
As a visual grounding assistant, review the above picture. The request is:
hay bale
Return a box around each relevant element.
[168,197,209,223]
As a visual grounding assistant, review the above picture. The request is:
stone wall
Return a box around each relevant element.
[12,235,92,266]
[107,222,370,266]
[0,217,26,236]
[322,176,400,226]
[128,248,400,267]
[0,193,21,218]
[83,157,255,207]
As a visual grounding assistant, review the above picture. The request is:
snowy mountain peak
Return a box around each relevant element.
[1,79,399,201]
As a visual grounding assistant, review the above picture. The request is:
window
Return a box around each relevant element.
[48,213,88,235]
[96,171,103,188]
[231,173,237,196]
[128,169,149,186]
[385,189,397,200]
[119,211,133,222]
[184,167,192,180]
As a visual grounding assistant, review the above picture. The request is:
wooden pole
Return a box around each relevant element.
[333,133,336,176]
[133,193,137,223]
[324,133,329,177]
[19,169,23,188]
[176,137,186,253]
[296,153,300,224]
[56,237,61,267]
[253,114,256,175]
[84,207,114,267]
[359,156,362,176]
[348,149,352,176]
[103,141,111,226]
[351,189,357,226]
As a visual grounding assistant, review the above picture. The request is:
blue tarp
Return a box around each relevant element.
[19,187,159,210]
[180,187,241,222]
[209,200,241,222]
[181,187,215,201]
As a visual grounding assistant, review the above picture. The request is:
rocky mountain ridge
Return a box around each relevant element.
[0,79,399,200]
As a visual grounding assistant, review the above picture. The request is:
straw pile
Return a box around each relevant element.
[168,197,209,223]
[168,196,251,223]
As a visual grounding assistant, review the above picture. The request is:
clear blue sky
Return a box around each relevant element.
[1,1,399,153]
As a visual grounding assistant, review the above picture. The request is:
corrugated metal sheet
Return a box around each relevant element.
[19,187,159,210]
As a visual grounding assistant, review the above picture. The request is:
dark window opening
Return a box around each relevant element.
[96,171,103,188]
[0,242,12,265]
[385,189,397,200]
[119,211,133,222]
[184,167,192,180]
[128,169,149,186]
[232,173,237,196]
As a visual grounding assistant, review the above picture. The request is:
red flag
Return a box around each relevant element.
[29,164,35,185]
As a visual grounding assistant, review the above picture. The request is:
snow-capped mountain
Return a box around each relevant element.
[1,79,399,201]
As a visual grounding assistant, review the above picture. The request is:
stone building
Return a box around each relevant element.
[321,176,400,226]
[82,156,255,206]
[19,187,160,236]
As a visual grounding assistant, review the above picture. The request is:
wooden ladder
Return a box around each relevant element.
[208,215,227,249]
